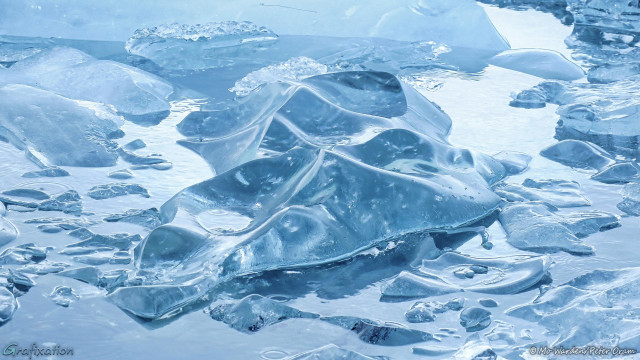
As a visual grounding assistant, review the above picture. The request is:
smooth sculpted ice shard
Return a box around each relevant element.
[0,47,172,123]
[0,85,122,167]
[488,49,584,81]
[515,77,640,157]
[499,202,619,255]
[382,253,550,300]
[107,71,506,319]
[507,267,640,349]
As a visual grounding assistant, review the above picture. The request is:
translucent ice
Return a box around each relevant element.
[110,71,505,319]
[206,294,319,333]
[284,344,379,360]
[49,286,79,307]
[507,267,640,348]
[0,217,18,247]
[37,190,82,214]
[104,208,161,229]
[591,162,640,184]
[126,21,279,71]
[520,78,640,156]
[540,140,613,170]
[87,183,150,200]
[22,167,70,178]
[489,49,584,80]
[0,288,17,323]
[3,0,509,53]
[419,253,550,294]
[617,182,640,216]
[231,57,328,96]
[492,151,532,175]
[459,307,492,332]
[321,316,433,346]
[499,202,619,254]
[405,298,465,323]
[67,229,141,251]
[0,84,122,167]
[494,179,591,208]
[0,47,172,120]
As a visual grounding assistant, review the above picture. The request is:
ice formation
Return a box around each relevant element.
[0,85,122,167]
[382,253,550,299]
[103,70,510,319]
[499,202,618,254]
[2,0,509,52]
[489,49,584,80]
[207,294,319,332]
[494,178,591,208]
[507,267,640,348]
[0,47,173,121]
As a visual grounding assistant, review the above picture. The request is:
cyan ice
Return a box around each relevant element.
[2,0,509,52]
[489,49,584,80]
[0,84,122,167]
[0,47,172,121]
[499,202,619,255]
[107,71,506,319]
[494,178,591,208]
[382,253,549,299]
[507,267,640,348]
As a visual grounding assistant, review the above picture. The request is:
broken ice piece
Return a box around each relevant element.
[103,208,161,229]
[87,183,150,200]
[618,182,640,216]
[381,271,461,300]
[37,190,82,214]
[494,179,590,208]
[405,302,435,323]
[0,287,17,323]
[591,162,640,184]
[459,307,491,332]
[49,286,79,307]
[206,294,319,333]
[124,139,146,151]
[57,267,103,286]
[108,169,134,180]
[321,316,433,346]
[0,217,18,247]
[499,202,618,254]
[284,344,378,360]
[67,229,141,251]
[22,167,70,178]
[8,269,36,288]
[478,299,498,308]
[420,253,550,295]
[492,151,531,175]
[540,140,613,170]
[453,333,502,359]
[0,243,47,265]
[405,298,465,323]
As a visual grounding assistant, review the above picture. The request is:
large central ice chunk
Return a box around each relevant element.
[107,71,505,319]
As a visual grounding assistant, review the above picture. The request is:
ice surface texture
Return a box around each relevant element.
[382,253,550,299]
[0,84,122,167]
[0,47,173,121]
[108,71,506,319]
[507,267,640,348]
[2,0,509,52]
[489,49,584,80]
